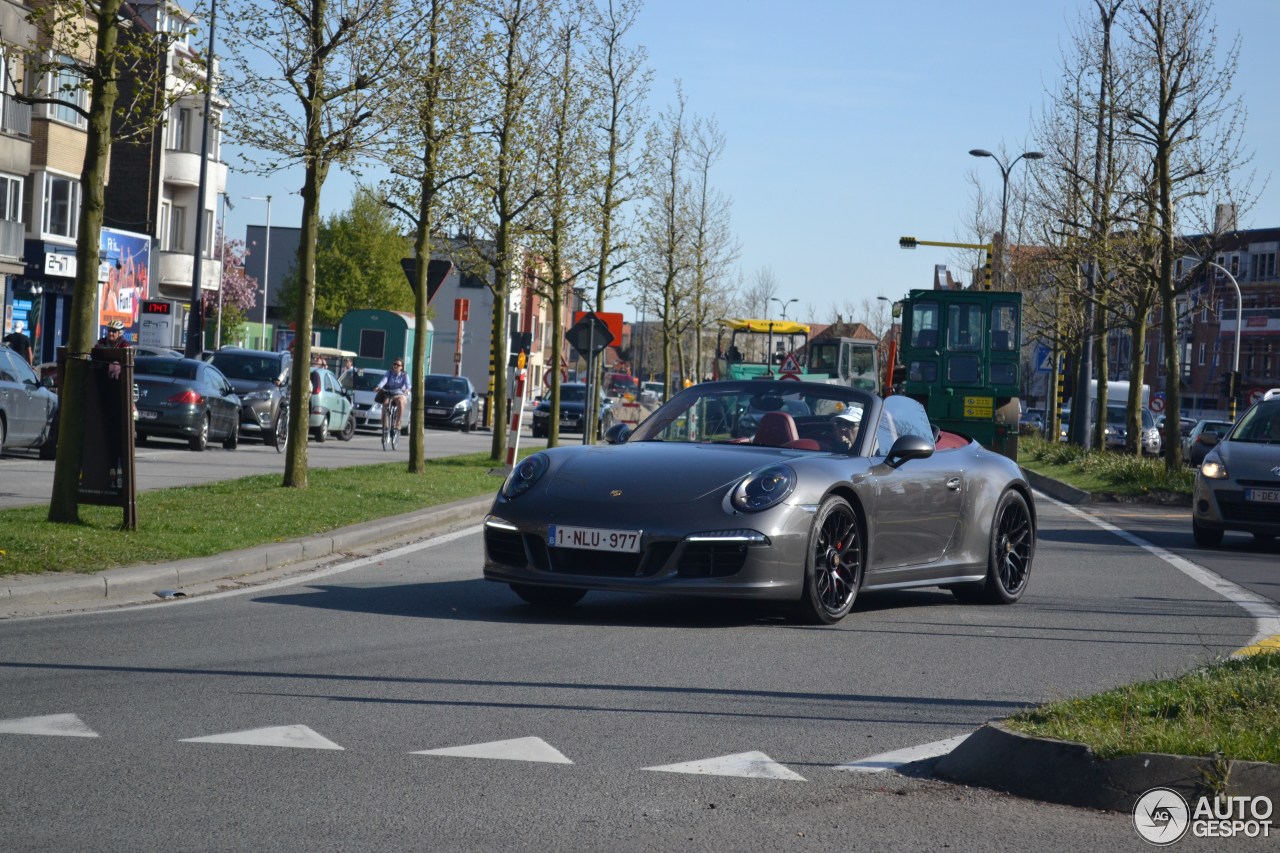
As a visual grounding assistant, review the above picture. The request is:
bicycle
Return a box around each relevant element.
[381,396,402,451]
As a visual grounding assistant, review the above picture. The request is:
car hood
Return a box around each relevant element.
[542,441,804,504]
[423,392,466,406]
[1210,440,1280,479]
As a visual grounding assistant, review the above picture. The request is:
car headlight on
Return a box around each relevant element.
[502,452,549,499]
[1199,459,1229,479]
[454,400,468,412]
[731,464,796,512]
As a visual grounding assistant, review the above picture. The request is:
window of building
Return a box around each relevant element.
[42,174,79,239]
[203,208,213,257]
[168,205,186,251]
[1251,252,1277,281]
[159,202,170,250]
[1198,343,1205,366]
[48,55,88,128]
[1230,254,1240,277]
[169,107,191,151]
[0,174,22,221]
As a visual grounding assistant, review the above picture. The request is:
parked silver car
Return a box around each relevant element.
[1192,396,1280,547]
[0,344,58,458]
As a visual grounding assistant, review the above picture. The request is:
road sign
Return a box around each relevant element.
[1149,392,1166,414]
[574,311,623,348]
[1033,344,1053,373]
[565,313,615,356]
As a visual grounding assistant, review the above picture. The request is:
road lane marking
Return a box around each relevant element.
[644,751,806,781]
[412,736,573,764]
[181,724,344,750]
[834,733,971,773]
[0,713,99,737]
[1035,491,1280,657]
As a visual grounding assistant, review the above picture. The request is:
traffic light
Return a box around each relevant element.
[1219,371,1240,400]
[899,236,918,249]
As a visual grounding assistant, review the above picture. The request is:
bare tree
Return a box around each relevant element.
[379,0,481,472]
[223,0,424,487]
[683,114,738,383]
[14,1,183,522]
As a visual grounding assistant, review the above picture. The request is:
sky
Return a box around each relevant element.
[220,0,1280,325]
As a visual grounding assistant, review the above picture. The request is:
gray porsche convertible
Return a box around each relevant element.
[484,379,1036,624]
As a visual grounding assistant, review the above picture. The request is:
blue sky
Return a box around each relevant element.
[221,0,1280,323]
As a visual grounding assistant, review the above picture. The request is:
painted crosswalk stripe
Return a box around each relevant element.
[834,734,971,773]
[180,724,344,750]
[412,736,573,764]
[644,751,806,781]
[0,713,100,738]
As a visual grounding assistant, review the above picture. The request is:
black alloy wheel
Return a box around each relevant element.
[796,496,863,624]
[954,490,1034,604]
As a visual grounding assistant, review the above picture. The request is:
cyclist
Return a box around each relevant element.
[375,358,410,438]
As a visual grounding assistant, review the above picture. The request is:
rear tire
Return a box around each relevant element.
[952,490,1033,604]
[510,583,587,608]
[314,415,329,443]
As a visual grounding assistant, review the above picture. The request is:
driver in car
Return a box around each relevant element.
[833,409,861,451]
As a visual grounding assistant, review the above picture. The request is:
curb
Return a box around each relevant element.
[934,721,1280,812]
[2,495,494,611]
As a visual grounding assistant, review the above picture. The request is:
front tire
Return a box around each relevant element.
[222,420,239,450]
[953,490,1033,604]
[510,583,587,608]
[794,496,862,624]
[1193,518,1224,547]
[189,413,209,452]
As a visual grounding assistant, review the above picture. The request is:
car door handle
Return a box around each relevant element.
[946,477,962,491]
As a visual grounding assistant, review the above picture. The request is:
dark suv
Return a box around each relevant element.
[208,348,291,444]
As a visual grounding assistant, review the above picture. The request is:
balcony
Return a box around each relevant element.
[1,94,31,137]
[156,249,220,292]
[163,149,203,187]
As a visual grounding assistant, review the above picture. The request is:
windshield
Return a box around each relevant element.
[424,375,469,394]
[1229,400,1280,443]
[560,385,588,403]
[210,352,283,382]
[628,380,873,455]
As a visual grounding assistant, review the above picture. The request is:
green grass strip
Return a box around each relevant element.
[0,452,524,577]
[1006,653,1280,763]
[1018,434,1194,497]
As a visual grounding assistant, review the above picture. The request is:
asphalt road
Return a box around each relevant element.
[0,495,1272,851]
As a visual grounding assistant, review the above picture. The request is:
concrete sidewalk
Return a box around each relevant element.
[1,494,493,616]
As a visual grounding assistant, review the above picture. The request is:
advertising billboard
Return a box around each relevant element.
[97,227,151,341]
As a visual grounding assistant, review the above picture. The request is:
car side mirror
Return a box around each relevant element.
[603,422,632,444]
[885,434,934,469]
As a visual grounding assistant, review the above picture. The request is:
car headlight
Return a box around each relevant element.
[1199,459,1228,479]
[502,452,549,499]
[731,464,796,512]
[454,400,468,411]
[244,390,273,401]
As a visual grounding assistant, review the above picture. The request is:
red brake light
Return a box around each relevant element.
[168,389,203,405]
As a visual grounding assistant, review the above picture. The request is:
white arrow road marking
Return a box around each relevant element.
[0,713,100,738]
[412,736,573,764]
[834,733,971,773]
[643,751,806,781]
[180,725,344,750]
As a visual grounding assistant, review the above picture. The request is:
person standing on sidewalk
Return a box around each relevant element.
[3,320,33,364]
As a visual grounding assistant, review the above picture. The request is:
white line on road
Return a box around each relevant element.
[834,734,971,773]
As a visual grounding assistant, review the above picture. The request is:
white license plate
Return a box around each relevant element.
[138,410,160,420]
[429,408,449,416]
[1244,488,1280,503]
[547,525,641,553]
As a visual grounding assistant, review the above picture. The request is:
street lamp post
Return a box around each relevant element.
[969,148,1044,289]
[771,297,798,320]
[245,195,272,350]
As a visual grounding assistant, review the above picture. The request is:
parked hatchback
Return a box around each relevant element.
[422,373,479,431]
[209,348,291,445]
[1192,397,1280,547]
[0,344,58,458]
